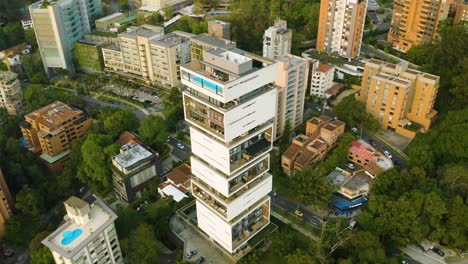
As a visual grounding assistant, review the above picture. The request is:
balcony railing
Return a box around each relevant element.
[232,216,269,250]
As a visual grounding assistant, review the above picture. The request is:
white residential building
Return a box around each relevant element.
[29,0,102,76]
[42,195,123,264]
[310,62,335,98]
[140,0,191,12]
[181,48,276,255]
[262,19,292,60]
[0,71,25,115]
[273,54,309,140]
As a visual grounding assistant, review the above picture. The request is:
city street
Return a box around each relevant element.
[270,193,323,229]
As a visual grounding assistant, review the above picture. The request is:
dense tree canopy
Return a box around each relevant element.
[333,95,380,132]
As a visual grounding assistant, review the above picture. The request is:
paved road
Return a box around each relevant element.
[402,245,446,264]
[80,94,147,120]
[167,136,191,161]
[270,193,323,229]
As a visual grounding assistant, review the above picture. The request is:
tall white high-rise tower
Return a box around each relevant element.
[181,48,277,254]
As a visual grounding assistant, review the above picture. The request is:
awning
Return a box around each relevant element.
[332,194,367,211]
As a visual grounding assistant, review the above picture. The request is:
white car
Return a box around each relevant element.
[351,127,359,133]
[383,151,392,159]
[315,106,322,112]
[346,163,356,170]
[177,143,185,149]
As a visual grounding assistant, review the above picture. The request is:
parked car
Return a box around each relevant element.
[294,210,303,217]
[346,162,356,170]
[195,257,205,264]
[351,127,359,133]
[177,143,185,149]
[432,247,445,257]
[369,139,377,147]
[185,250,197,259]
[383,150,393,159]
[3,249,14,258]
[315,106,322,112]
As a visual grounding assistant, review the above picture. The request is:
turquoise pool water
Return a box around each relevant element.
[61,229,83,246]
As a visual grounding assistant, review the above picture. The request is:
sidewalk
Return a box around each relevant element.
[271,211,318,241]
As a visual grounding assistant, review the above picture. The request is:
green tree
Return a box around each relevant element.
[121,224,160,264]
[339,231,390,263]
[285,249,316,264]
[291,165,336,206]
[15,186,45,217]
[29,232,54,264]
[138,115,168,149]
[23,84,48,110]
[279,119,291,153]
[103,108,139,137]
[77,133,117,194]
[333,95,380,132]
[438,163,468,199]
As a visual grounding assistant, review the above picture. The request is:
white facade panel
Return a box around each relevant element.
[190,156,230,195]
[226,174,272,221]
[224,89,277,142]
[196,200,233,251]
[223,64,277,102]
[190,126,231,174]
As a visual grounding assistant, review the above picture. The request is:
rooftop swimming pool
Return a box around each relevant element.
[61,229,83,246]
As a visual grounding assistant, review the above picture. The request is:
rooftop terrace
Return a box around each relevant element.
[113,144,153,169]
[42,195,117,259]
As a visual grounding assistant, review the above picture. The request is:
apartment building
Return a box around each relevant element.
[0,71,25,115]
[208,20,231,40]
[388,0,453,52]
[327,168,370,214]
[95,13,125,32]
[263,19,292,60]
[189,33,236,60]
[282,115,345,174]
[273,55,309,140]
[112,143,161,203]
[29,0,102,76]
[102,25,194,88]
[42,195,123,264]
[356,59,439,137]
[20,101,92,170]
[0,169,14,240]
[348,140,393,176]
[316,0,366,58]
[309,63,335,98]
[141,0,191,12]
[455,3,468,23]
[181,48,277,255]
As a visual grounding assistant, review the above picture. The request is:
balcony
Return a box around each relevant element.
[230,135,272,172]
[232,216,269,250]
[228,157,269,194]
[185,99,225,137]
[193,184,227,218]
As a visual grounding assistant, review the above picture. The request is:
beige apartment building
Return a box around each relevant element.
[0,71,25,115]
[316,0,367,58]
[189,33,236,60]
[273,55,309,140]
[208,20,230,40]
[102,25,194,88]
[20,101,92,171]
[0,169,14,240]
[263,19,292,60]
[455,3,468,23]
[388,0,453,52]
[282,115,345,174]
[357,59,439,137]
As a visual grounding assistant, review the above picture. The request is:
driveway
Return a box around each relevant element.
[177,224,233,264]
[167,136,191,161]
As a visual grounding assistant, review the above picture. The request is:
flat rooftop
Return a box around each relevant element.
[151,32,191,47]
[120,25,164,39]
[25,101,85,128]
[0,71,18,82]
[205,48,251,65]
[191,34,235,48]
[95,12,124,22]
[343,172,372,191]
[327,168,350,187]
[42,195,117,259]
[113,144,153,169]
